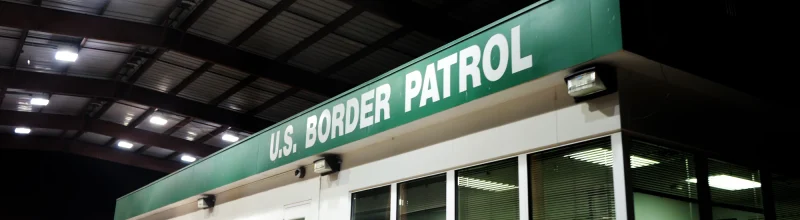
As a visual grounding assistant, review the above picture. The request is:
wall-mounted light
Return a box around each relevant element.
[197,195,215,209]
[221,133,239,142]
[14,127,31,134]
[181,155,197,163]
[313,155,341,176]
[564,65,616,102]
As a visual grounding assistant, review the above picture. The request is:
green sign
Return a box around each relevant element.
[115,0,621,219]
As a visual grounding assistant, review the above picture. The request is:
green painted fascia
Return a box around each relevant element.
[115,0,621,219]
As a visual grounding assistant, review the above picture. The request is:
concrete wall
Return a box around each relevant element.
[145,76,621,220]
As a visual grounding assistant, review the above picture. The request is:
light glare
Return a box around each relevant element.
[458,177,518,192]
[14,127,31,134]
[564,148,660,168]
[149,116,168,126]
[55,50,78,62]
[117,141,134,149]
[181,155,197,163]
[222,134,239,142]
[30,98,50,106]
[687,175,761,191]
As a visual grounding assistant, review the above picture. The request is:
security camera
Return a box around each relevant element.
[294,166,306,178]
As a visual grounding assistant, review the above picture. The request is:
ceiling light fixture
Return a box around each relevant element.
[55,50,79,62]
[222,133,239,142]
[117,141,134,149]
[181,155,197,163]
[686,175,762,191]
[564,148,660,168]
[149,116,168,126]
[14,127,31,134]
[457,176,518,192]
[30,97,50,106]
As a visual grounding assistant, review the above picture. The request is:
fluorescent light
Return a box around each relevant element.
[564,148,660,168]
[457,177,518,192]
[14,127,31,134]
[117,141,134,149]
[222,133,239,142]
[149,116,168,126]
[687,175,761,191]
[30,98,50,106]
[55,50,78,62]
[181,155,197,163]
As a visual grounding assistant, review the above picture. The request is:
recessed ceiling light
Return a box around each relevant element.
[14,127,31,134]
[563,148,660,168]
[186,136,195,141]
[222,133,239,142]
[149,116,168,126]
[457,177,518,192]
[55,50,78,62]
[181,155,197,163]
[117,141,134,149]
[30,98,50,106]
[686,175,762,191]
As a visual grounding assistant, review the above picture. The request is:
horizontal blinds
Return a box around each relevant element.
[708,159,763,209]
[457,158,519,220]
[398,174,447,220]
[774,177,800,220]
[352,186,391,220]
[530,137,615,220]
[629,139,697,200]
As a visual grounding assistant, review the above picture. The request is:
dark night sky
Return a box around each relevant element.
[0,149,165,219]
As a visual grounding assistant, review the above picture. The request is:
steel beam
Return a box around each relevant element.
[0,135,182,173]
[0,110,218,157]
[0,70,272,132]
[0,1,352,97]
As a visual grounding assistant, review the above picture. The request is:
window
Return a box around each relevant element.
[773,176,800,220]
[397,174,447,220]
[529,137,616,220]
[457,158,519,220]
[352,186,392,220]
[629,140,699,220]
[708,159,764,220]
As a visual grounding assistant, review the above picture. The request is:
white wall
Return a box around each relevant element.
[159,78,621,220]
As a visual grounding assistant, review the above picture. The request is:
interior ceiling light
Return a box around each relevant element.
[564,148,660,168]
[457,177,518,192]
[117,141,134,149]
[149,116,168,126]
[222,133,239,142]
[14,127,31,134]
[181,155,197,163]
[30,97,50,106]
[55,50,78,62]
[686,175,762,191]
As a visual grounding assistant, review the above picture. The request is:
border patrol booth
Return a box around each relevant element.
[116,0,789,219]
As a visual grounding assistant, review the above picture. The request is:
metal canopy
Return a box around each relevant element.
[0,0,534,173]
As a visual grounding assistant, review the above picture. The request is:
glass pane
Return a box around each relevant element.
[529,137,615,220]
[352,186,391,220]
[708,159,763,209]
[711,206,763,220]
[397,174,447,220]
[629,140,699,220]
[457,158,519,220]
[773,175,800,220]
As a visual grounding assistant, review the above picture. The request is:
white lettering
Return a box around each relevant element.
[459,45,481,93]
[404,70,422,112]
[420,63,440,108]
[318,109,331,143]
[345,98,359,134]
[483,33,509,81]
[331,103,344,139]
[360,89,374,129]
[305,115,317,148]
[511,25,532,73]
[437,53,457,99]
[284,125,294,153]
[374,84,391,123]
[269,132,280,161]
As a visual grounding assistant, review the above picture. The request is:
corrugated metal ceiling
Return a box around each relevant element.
[208,64,250,80]
[218,86,276,113]
[170,121,218,141]
[98,101,147,126]
[239,12,323,59]
[288,0,351,24]
[188,0,267,43]
[66,48,128,79]
[333,47,413,84]
[41,94,91,116]
[142,146,174,158]
[177,72,239,104]
[42,0,106,15]
[104,0,175,24]
[135,61,193,92]
[255,95,317,122]
[289,33,364,73]
[135,110,186,134]
[78,132,112,145]
[389,31,444,57]
[335,11,401,45]
[250,77,291,95]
